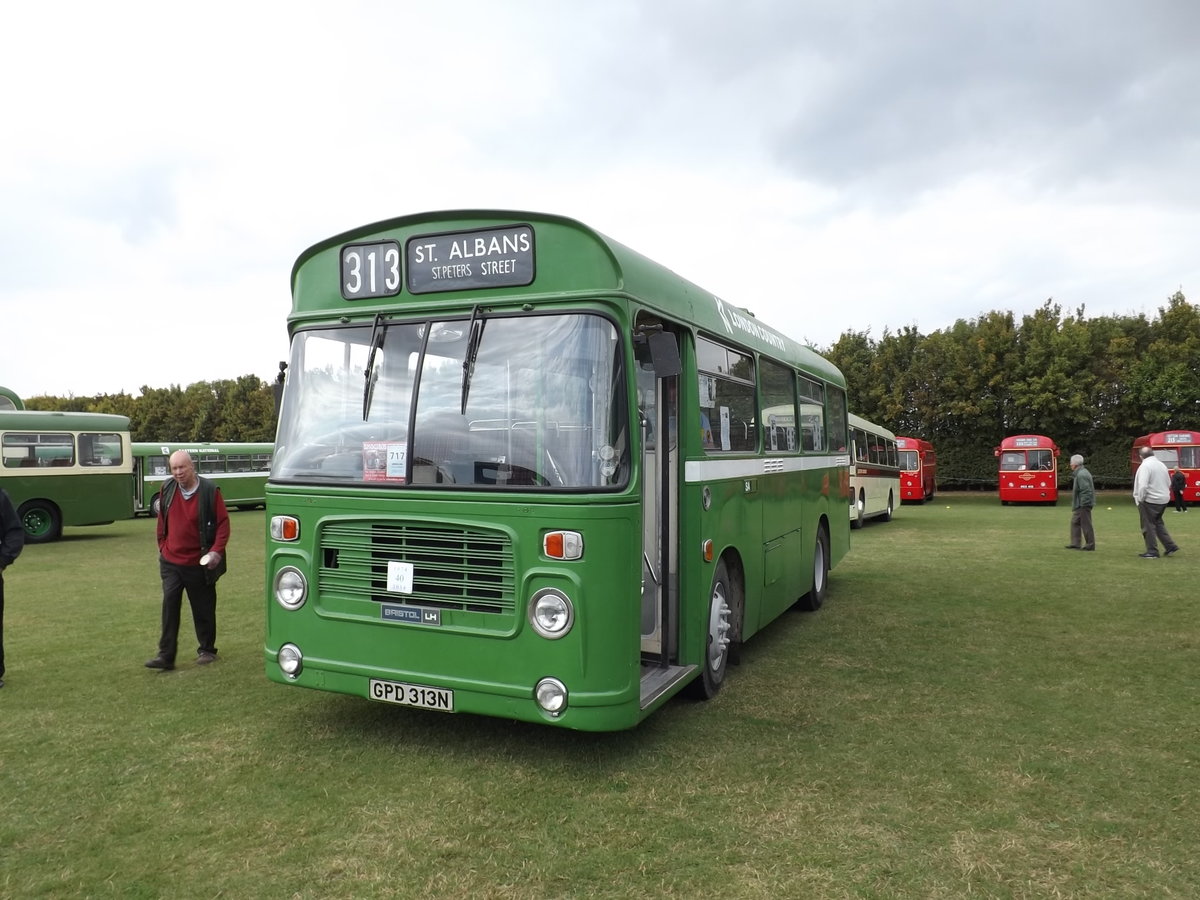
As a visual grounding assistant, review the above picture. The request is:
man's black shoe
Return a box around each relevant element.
[1165,547,1179,557]
[1064,545,1080,550]
[0,677,5,688]
[1081,547,1095,551]
[1138,552,1159,559]
[144,656,174,670]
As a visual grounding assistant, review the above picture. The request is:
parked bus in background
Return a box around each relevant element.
[133,442,274,515]
[0,410,134,542]
[1131,430,1199,506]
[896,436,936,503]
[0,386,23,411]
[265,209,852,731]
[847,413,900,528]
[995,434,1060,504]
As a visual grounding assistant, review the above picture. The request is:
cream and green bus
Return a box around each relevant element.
[0,410,134,542]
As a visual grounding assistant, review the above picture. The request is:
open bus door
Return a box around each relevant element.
[635,325,692,707]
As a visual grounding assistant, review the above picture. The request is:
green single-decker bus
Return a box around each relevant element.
[265,210,851,731]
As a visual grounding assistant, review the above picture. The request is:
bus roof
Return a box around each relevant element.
[997,434,1059,452]
[848,413,896,440]
[1134,431,1200,445]
[290,209,845,389]
[894,436,932,449]
[0,410,130,431]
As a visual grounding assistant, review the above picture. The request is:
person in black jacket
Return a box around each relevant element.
[1,488,26,688]
[144,451,230,671]
[1171,467,1188,513]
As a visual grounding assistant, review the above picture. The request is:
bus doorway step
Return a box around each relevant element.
[640,663,697,708]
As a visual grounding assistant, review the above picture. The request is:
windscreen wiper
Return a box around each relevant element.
[460,305,486,415]
[363,313,388,421]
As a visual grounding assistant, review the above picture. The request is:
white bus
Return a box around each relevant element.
[848,413,900,528]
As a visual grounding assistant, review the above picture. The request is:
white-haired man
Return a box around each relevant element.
[1065,454,1095,551]
[1132,446,1179,559]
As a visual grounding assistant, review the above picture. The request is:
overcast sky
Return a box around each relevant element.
[2,0,1197,400]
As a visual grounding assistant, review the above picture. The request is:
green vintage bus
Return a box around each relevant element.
[0,385,24,411]
[133,442,274,515]
[265,210,851,730]
[0,410,134,542]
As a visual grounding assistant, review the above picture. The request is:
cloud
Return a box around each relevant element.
[0,0,1196,401]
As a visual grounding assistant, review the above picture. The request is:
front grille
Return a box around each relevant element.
[319,520,516,615]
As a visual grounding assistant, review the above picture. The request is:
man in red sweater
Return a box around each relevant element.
[145,450,231,671]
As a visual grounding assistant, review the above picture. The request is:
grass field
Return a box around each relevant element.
[0,493,1195,899]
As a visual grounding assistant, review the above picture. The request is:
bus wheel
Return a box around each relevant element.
[151,494,162,517]
[690,559,736,700]
[882,492,894,522]
[796,524,830,612]
[19,500,62,544]
[852,491,865,529]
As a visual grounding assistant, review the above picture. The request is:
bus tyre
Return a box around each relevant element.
[151,494,162,517]
[882,493,894,522]
[18,500,62,544]
[796,525,830,612]
[690,559,737,700]
[852,491,865,529]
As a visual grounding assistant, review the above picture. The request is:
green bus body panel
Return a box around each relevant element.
[2,473,133,527]
[288,209,845,392]
[265,486,648,731]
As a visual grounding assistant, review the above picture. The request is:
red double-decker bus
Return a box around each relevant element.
[1131,431,1199,506]
[896,436,936,503]
[995,434,1060,504]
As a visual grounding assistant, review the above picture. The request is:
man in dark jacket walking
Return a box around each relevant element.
[1,488,26,688]
[1065,454,1096,551]
[1171,468,1188,513]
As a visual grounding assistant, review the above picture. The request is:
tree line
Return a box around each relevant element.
[821,291,1200,489]
[23,291,1198,490]
[26,375,278,444]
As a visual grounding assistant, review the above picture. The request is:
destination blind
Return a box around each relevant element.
[406,224,535,294]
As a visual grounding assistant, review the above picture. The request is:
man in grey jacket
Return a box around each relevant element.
[1065,454,1095,551]
[1132,446,1179,558]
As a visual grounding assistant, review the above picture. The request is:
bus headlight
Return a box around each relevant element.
[274,566,308,610]
[535,677,568,716]
[277,643,303,678]
[529,588,574,639]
